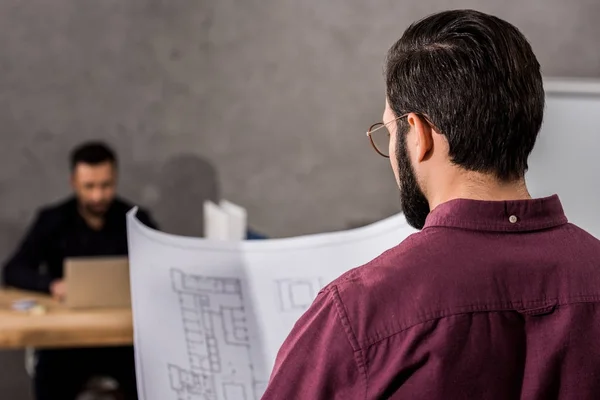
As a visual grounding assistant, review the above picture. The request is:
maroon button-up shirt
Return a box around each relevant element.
[262,195,600,399]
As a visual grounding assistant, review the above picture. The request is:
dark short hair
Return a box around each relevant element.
[70,141,117,171]
[386,9,544,181]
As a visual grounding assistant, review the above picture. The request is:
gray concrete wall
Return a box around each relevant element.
[0,1,599,398]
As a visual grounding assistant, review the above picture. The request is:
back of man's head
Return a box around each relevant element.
[386,9,544,182]
[70,141,117,171]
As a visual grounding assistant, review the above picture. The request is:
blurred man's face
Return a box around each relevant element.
[71,161,117,216]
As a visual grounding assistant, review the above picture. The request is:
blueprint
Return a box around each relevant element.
[126,210,416,400]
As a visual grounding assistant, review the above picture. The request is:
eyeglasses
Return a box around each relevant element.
[366,114,409,158]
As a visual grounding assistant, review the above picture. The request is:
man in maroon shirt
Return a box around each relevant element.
[262,9,600,400]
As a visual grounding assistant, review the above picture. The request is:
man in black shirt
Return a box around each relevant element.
[2,142,157,400]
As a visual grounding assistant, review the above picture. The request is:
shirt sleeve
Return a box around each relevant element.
[2,211,53,293]
[261,286,366,399]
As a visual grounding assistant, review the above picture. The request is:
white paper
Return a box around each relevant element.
[203,201,229,240]
[204,200,248,240]
[127,209,416,400]
[219,200,247,241]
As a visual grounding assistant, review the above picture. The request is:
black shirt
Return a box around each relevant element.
[2,196,157,293]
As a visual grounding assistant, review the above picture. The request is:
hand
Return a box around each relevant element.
[50,279,67,301]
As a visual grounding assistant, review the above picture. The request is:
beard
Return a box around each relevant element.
[397,133,431,230]
[80,201,110,217]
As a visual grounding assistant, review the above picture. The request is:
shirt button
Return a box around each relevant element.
[509,215,518,224]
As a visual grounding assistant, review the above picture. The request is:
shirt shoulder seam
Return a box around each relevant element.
[329,285,369,400]
[361,295,600,348]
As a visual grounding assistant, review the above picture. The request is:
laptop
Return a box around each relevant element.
[64,256,131,309]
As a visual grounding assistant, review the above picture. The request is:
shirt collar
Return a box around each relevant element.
[423,194,568,232]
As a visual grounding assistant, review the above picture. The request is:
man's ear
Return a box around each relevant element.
[407,113,434,163]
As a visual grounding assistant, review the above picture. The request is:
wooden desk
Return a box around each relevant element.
[0,289,133,349]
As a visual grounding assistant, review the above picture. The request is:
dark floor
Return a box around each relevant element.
[0,350,33,400]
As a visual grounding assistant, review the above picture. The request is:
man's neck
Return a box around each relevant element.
[428,170,532,210]
[77,206,105,231]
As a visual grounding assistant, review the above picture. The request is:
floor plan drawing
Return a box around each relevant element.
[275,278,324,313]
[127,209,414,400]
[169,269,265,400]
